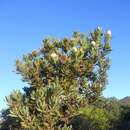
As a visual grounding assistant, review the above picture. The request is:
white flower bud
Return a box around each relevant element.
[72,47,77,52]
[91,41,96,46]
[51,53,58,60]
[107,30,112,37]
[97,26,102,31]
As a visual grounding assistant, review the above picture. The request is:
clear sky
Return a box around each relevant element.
[0,0,130,110]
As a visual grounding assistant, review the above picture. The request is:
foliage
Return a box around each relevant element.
[91,96,130,130]
[117,104,130,130]
[5,27,111,130]
[77,106,110,130]
[58,124,72,130]
[94,97,121,118]
[0,109,21,130]
[92,97,121,130]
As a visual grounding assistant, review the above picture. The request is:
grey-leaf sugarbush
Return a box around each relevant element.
[5,27,112,130]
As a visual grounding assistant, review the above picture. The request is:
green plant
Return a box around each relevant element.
[6,27,111,130]
[78,106,110,130]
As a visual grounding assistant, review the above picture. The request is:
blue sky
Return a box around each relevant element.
[0,0,130,110]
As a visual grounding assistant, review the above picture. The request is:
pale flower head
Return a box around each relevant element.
[51,52,58,60]
[72,46,78,52]
[107,30,112,37]
[91,41,96,46]
[97,26,102,31]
